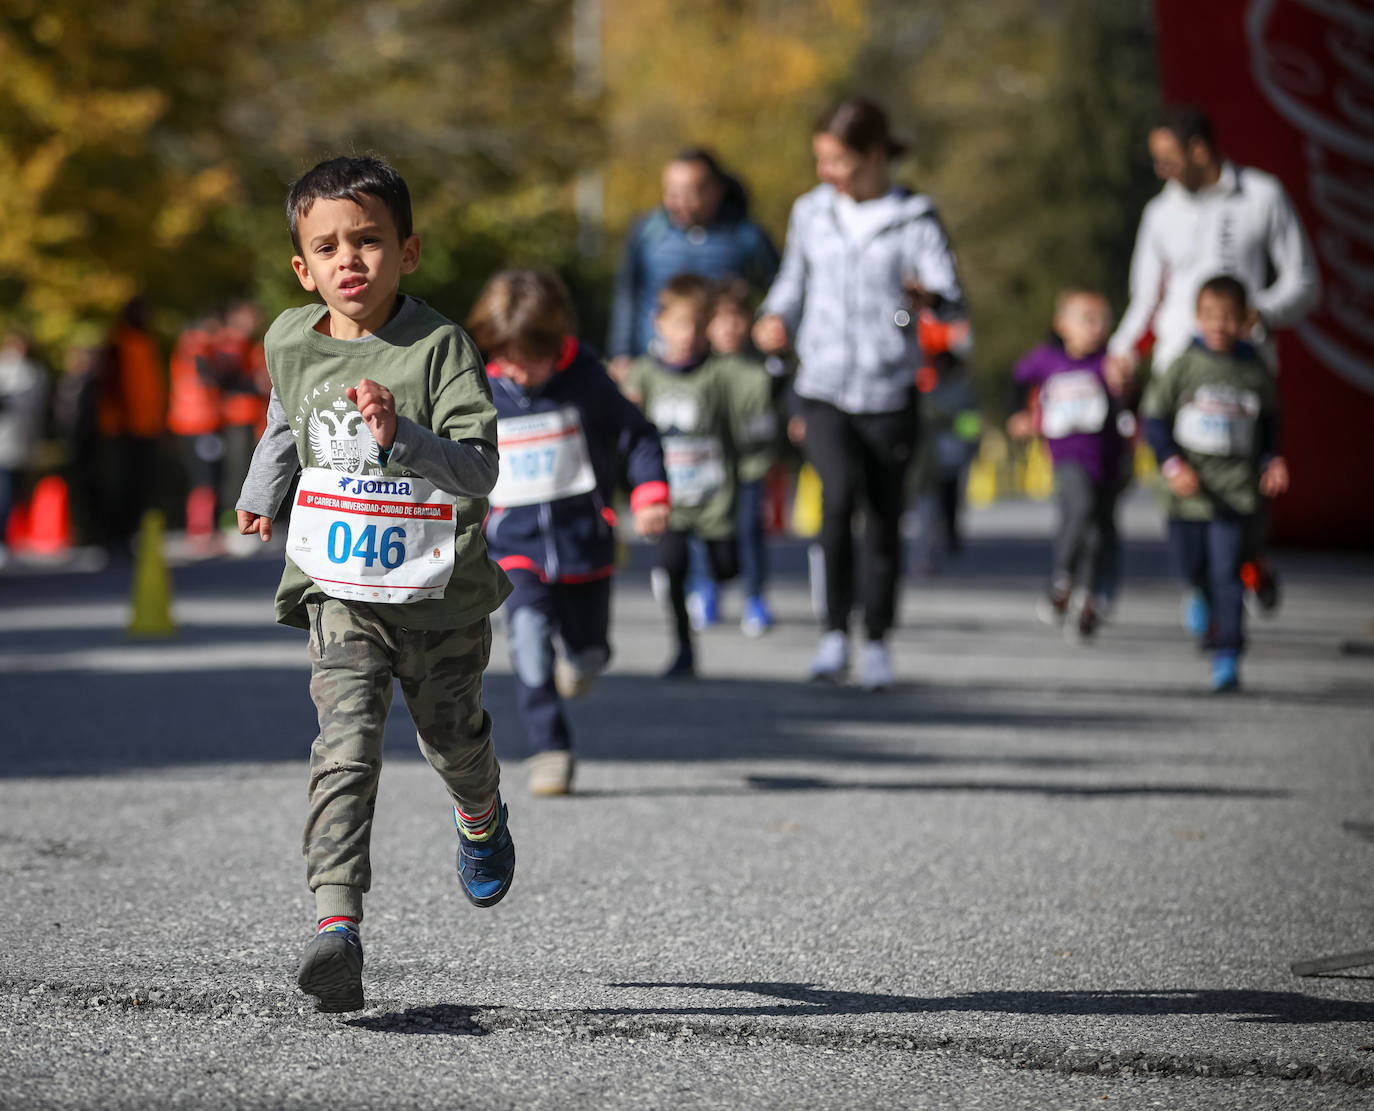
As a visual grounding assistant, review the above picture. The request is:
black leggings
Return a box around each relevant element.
[802,395,919,641]
[659,529,738,648]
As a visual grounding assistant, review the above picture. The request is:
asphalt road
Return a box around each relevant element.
[2,495,1372,1109]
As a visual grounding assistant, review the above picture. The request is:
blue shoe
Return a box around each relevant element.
[687,580,719,630]
[740,595,774,638]
[1210,652,1240,693]
[297,924,364,1013]
[455,798,515,908]
[1181,589,1211,639]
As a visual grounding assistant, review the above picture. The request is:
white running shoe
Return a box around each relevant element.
[859,640,895,691]
[649,567,669,607]
[809,630,849,682]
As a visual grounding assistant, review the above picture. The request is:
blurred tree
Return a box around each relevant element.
[852,0,1160,405]
[0,0,597,351]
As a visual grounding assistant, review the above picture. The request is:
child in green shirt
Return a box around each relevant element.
[235,156,513,1012]
[622,274,771,676]
[1143,275,1288,693]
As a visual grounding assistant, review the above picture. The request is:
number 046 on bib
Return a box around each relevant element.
[287,467,458,604]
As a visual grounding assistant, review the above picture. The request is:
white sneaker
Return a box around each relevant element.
[809,630,849,681]
[527,749,575,796]
[859,640,895,691]
[554,646,608,699]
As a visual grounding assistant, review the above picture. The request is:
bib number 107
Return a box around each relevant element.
[327,522,406,570]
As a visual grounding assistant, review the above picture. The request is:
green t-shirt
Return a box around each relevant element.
[265,301,510,629]
[624,354,770,537]
[1143,343,1279,520]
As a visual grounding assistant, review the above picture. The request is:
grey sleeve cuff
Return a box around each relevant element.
[234,390,298,518]
[388,415,498,498]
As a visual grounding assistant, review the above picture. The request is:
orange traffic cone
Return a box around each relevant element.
[5,498,30,549]
[26,476,73,554]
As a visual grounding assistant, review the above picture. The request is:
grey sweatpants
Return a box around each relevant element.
[1051,463,1119,598]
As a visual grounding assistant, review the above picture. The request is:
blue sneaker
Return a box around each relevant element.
[740,595,774,638]
[1210,652,1240,693]
[1181,589,1211,639]
[297,924,364,1013]
[455,799,516,908]
[687,580,719,630]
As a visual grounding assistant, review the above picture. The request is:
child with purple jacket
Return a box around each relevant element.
[1008,290,1125,638]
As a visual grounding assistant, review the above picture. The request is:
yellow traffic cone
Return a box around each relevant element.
[791,464,823,538]
[966,447,998,508]
[128,509,176,637]
[1024,438,1055,500]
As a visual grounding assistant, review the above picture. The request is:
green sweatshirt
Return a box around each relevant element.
[624,353,771,537]
[1143,342,1279,520]
[263,301,510,630]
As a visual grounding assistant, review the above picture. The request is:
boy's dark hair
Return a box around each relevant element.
[1155,105,1217,153]
[1196,274,1248,313]
[712,276,753,316]
[815,96,907,159]
[465,269,578,362]
[286,156,413,254]
[656,273,715,321]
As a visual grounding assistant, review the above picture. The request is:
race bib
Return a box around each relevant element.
[286,468,456,603]
[1040,371,1109,439]
[490,407,597,508]
[1174,385,1259,457]
[663,434,726,507]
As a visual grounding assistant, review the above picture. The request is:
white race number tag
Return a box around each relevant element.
[490,408,597,508]
[1174,386,1259,457]
[287,467,456,603]
[663,434,726,507]
[1040,371,1109,438]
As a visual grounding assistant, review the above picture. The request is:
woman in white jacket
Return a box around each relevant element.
[755,97,965,690]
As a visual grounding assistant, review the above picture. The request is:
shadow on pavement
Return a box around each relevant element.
[572,775,1290,801]
[0,669,1196,778]
[346,1002,487,1036]
[596,980,1374,1025]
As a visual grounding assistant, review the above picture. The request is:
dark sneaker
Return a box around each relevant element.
[661,642,695,679]
[1242,560,1281,614]
[455,799,516,908]
[1076,597,1100,640]
[296,925,364,1013]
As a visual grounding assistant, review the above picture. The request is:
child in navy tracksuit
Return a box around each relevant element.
[468,270,669,795]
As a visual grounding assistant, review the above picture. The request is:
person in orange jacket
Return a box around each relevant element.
[217,300,269,528]
[97,297,167,554]
[168,312,225,547]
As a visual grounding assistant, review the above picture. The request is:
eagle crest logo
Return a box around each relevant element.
[308,407,380,474]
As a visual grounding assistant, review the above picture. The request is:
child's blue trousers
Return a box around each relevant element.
[1167,514,1255,655]
[503,569,611,754]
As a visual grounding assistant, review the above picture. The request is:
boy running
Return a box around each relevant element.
[622,274,773,677]
[468,269,669,796]
[1009,290,1126,638]
[1143,275,1288,692]
[235,156,513,1012]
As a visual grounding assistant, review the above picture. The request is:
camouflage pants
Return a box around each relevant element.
[304,599,500,922]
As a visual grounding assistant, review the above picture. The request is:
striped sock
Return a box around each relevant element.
[317,915,359,936]
[454,799,499,842]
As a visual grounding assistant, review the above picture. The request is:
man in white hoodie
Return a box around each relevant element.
[1106,105,1320,384]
